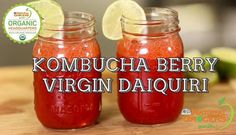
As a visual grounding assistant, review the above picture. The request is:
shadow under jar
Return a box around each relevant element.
[117,7,184,124]
[33,12,101,129]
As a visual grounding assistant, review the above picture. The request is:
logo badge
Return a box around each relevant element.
[181,97,235,130]
[2,4,41,44]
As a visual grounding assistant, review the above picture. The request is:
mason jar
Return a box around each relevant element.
[33,11,101,129]
[117,7,184,124]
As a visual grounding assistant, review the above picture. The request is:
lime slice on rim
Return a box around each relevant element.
[102,0,146,40]
[211,47,236,79]
[27,0,64,37]
[185,50,219,84]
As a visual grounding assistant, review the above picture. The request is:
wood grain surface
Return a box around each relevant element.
[0,66,235,135]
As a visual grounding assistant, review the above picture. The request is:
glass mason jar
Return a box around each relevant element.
[33,12,101,129]
[117,8,184,124]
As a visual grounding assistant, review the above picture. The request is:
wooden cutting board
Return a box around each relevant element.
[0,66,235,135]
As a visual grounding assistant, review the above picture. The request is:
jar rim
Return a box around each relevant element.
[38,11,97,42]
[42,11,96,31]
[121,7,180,36]
[121,7,179,25]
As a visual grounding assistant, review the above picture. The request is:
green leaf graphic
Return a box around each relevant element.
[218,97,225,105]
[196,115,203,122]
[218,97,235,130]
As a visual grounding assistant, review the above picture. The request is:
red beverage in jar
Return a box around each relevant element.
[117,8,184,124]
[33,12,101,129]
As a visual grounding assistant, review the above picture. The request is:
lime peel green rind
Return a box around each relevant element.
[26,0,64,38]
[102,0,146,40]
[211,47,236,79]
[185,50,220,84]
[211,48,236,64]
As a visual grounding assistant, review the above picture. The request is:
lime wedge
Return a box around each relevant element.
[211,47,236,79]
[185,71,219,85]
[27,0,64,37]
[185,50,219,84]
[102,0,146,40]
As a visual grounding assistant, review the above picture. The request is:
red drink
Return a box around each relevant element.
[117,8,184,124]
[33,12,101,129]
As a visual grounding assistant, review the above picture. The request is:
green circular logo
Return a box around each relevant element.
[2,4,42,44]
